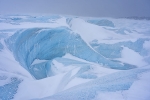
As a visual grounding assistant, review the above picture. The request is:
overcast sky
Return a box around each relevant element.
[0,0,150,17]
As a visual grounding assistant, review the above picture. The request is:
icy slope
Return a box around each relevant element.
[40,68,149,100]
[0,15,150,100]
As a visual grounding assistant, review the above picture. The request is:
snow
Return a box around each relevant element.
[125,70,150,100]
[0,15,150,100]
[94,91,126,100]
[116,46,148,67]
[31,59,49,65]
[50,60,70,74]
[0,44,32,78]
[68,18,147,45]
[94,68,150,100]
[64,77,92,90]
[63,53,92,64]
[0,22,61,30]
[143,40,150,51]
[70,67,80,77]
[69,18,122,43]
[0,16,68,30]
[14,73,66,99]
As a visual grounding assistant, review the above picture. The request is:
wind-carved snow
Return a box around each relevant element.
[116,46,148,67]
[0,15,150,100]
[143,40,150,52]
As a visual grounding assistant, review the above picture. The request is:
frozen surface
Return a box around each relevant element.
[90,38,150,59]
[0,15,150,100]
[87,19,115,27]
[6,27,134,79]
[116,46,148,67]
[0,43,3,50]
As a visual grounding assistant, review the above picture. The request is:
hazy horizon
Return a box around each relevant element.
[0,0,150,17]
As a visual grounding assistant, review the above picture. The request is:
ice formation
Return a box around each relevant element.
[0,15,150,100]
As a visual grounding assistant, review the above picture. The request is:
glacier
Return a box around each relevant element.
[0,15,150,100]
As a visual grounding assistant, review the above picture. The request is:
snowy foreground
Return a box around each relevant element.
[0,15,150,100]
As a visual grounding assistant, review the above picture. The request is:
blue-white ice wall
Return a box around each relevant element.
[6,27,134,79]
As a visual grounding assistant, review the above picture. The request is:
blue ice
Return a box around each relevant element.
[90,38,150,59]
[37,68,149,100]
[5,27,135,79]
[0,77,22,100]
[87,19,115,27]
